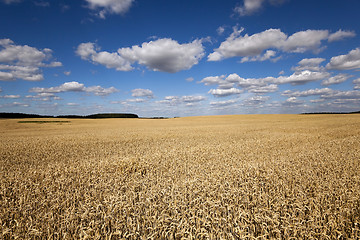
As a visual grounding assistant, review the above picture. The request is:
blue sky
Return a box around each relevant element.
[1,0,360,117]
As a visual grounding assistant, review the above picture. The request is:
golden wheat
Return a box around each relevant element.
[1,114,359,239]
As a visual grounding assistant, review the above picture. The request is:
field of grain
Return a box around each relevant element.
[1,114,359,239]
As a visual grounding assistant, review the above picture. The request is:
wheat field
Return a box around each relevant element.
[0,114,359,239]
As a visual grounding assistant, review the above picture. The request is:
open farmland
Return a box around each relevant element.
[1,114,360,239]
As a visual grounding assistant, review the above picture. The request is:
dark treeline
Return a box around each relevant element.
[0,112,139,119]
[301,111,360,115]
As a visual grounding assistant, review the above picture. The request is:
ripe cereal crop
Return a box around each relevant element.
[1,114,359,239]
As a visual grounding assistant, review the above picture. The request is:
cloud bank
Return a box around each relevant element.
[0,39,62,81]
[77,38,205,73]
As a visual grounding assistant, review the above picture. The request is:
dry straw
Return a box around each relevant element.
[1,115,359,239]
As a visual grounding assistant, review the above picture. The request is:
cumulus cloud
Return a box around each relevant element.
[200,75,227,86]
[284,97,304,105]
[115,98,147,105]
[282,88,360,106]
[282,30,329,53]
[275,70,330,85]
[186,77,194,82]
[76,42,132,71]
[208,28,353,62]
[247,84,278,93]
[208,87,243,97]
[208,27,286,61]
[118,38,205,73]
[282,88,334,97]
[240,50,277,63]
[29,81,118,96]
[320,90,360,99]
[217,26,225,35]
[85,0,134,19]
[67,103,79,106]
[328,30,356,42]
[64,71,71,76]
[131,88,154,98]
[353,78,360,89]
[243,95,270,105]
[1,94,20,99]
[181,95,206,103]
[234,0,288,16]
[157,95,206,105]
[322,73,352,86]
[77,38,205,73]
[292,58,326,72]
[210,99,237,106]
[0,39,61,81]
[326,48,360,70]
[201,68,331,97]
[26,92,60,102]
[234,0,265,16]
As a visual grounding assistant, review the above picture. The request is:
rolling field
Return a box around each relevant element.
[1,114,360,239]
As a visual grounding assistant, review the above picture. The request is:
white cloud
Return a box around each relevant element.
[248,84,278,93]
[127,98,146,103]
[353,78,360,89]
[201,69,330,98]
[186,77,194,82]
[118,38,205,73]
[208,28,286,61]
[275,70,330,85]
[282,30,329,53]
[326,48,360,70]
[85,85,118,96]
[181,95,206,103]
[29,81,118,96]
[320,90,360,99]
[0,71,15,81]
[76,42,97,60]
[116,98,147,104]
[284,97,304,105]
[157,95,206,105]
[310,99,325,103]
[66,103,79,106]
[234,0,288,16]
[227,74,270,88]
[292,58,326,72]
[234,0,265,16]
[85,0,134,19]
[208,87,243,97]
[243,95,270,105]
[131,88,154,98]
[64,71,71,76]
[282,88,334,97]
[210,99,237,106]
[322,73,352,86]
[1,102,29,108]
[209,28,352,62]
[76,42,132,71]
[328,30,356,42]
[77,38,205,73]
[217,26,225,35]
[1,94,20,99]
[0,39,61,81]
[240,50,277,63]
[200,75,226,85]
